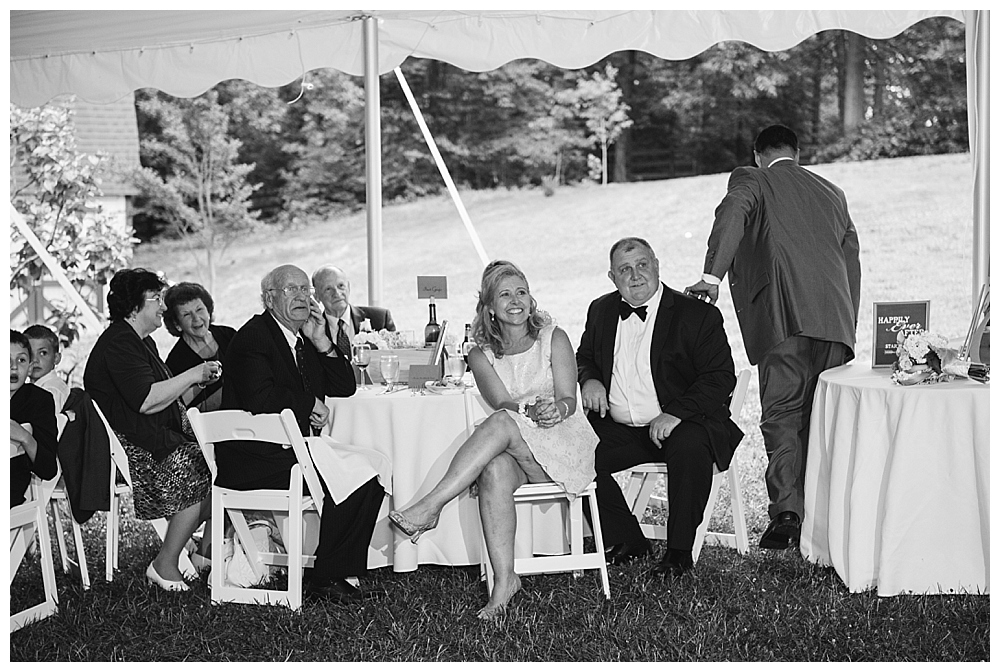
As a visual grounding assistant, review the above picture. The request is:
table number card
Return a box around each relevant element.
[417,276,448,299]
[872,301,930,367]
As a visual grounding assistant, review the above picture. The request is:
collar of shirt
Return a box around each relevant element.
[271,313,301,354]
[326,308,355,340]
[767,156,795,168]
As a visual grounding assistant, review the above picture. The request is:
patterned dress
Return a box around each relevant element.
[482,324,597,496]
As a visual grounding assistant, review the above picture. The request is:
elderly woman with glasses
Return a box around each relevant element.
[163,282,237,413]
[84,268,220,592]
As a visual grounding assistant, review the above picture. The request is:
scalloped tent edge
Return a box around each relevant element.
[9,9,988,309]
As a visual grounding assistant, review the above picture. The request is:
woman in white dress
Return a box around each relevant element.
[389,260,597,619]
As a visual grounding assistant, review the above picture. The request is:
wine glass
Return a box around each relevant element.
[444,351,466,383]
[352,343,372,389]
[380,354,400,393]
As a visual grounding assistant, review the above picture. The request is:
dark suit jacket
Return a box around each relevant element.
[57,388,112,523]
[704,160,862,364]
[217,311,356,489]
[577,284,743,471]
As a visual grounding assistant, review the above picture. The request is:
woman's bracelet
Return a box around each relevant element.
[556,400,570,419]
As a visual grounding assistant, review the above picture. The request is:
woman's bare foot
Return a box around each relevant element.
[477,573,522,620]
[151,555,185,582]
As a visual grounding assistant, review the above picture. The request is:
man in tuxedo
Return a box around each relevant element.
[312,265,396,356]
[686,124,861,550]
[218,264,385,602]
[578,237,743,578]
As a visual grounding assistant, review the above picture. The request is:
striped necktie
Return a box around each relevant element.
[337,319,352,356]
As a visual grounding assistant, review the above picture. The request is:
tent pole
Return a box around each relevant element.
[363,15,383,306]
[966,10,990,302]
[393,67,491,268]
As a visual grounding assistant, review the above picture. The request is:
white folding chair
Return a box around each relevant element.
[11,473,59,632]
[46,467,92,589]
[187,407,323,610]
[466,393,611,600]
[90,401,193,581]
[623,368,752,562]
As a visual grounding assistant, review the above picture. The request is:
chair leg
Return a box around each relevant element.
[49,499,71,574]
[106,496,116,582]
[585,490,611,599]
[70,515,91,590]
[693,471,724,563]
[728,459,749,554]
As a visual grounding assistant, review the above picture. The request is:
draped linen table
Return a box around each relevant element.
[801,363,989,596]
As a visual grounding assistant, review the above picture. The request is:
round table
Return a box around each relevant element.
[801,363,989,596]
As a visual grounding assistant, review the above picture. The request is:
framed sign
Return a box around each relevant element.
[417,276,448,299]
[872,301,930,368]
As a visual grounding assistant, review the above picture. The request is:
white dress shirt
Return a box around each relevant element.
[608,284,663,427]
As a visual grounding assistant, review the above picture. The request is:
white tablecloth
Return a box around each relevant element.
[801,364,990,596]
[325,386,572,572]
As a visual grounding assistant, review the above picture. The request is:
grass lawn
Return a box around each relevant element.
[11,153,987,661]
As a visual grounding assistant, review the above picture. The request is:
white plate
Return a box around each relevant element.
[424,380,469,395]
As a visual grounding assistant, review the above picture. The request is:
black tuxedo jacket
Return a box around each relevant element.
[217,311,356,489]
[577,284,743,471]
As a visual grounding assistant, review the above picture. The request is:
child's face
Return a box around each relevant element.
[27,338,60,381]
[10,343,30,393]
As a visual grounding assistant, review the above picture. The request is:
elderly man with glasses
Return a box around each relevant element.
[217,264,385,602]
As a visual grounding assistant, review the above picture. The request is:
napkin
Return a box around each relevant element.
[306,436,392,505]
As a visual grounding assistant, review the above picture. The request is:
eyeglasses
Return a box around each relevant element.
[269,285,314,297]
[145,294,165,306]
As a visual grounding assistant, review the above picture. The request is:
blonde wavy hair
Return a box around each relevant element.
[471,260,551,358]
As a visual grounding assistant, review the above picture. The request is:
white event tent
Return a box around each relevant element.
[10,10,989,312]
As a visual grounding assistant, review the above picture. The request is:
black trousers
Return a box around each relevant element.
[588,414,715,551]
[230,472,384,580]
[758,336,849,520]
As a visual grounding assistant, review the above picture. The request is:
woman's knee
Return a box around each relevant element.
[477,453,522,493]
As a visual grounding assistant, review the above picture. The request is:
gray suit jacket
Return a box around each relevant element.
[704,161,861,364]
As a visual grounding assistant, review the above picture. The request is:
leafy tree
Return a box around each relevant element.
[10,99,135,342]
[132,89,261,293]
[557,64,633,184]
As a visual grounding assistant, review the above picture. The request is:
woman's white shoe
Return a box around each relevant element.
[146,562,190,592]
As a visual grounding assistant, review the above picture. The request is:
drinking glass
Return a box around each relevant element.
[352,343,372,389]
[444,352,466,382]
[380,354,400,393]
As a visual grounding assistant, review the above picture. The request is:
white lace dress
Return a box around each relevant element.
[482,324,597,497]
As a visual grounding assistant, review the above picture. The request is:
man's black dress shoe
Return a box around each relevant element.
[651,548,693,579]
[303,577,364,602]
[604,540,653,566]
[759,511,801,550]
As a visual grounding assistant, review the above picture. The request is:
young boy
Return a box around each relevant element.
[24,324,70,413]
[10,329,58,507]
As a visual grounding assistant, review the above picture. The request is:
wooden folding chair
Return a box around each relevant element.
[187,407,323,610]
[11,473,59,632]
[466,393,611,599]
[623,368,752,562]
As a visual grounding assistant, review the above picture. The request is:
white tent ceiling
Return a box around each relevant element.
[9,9,988,303]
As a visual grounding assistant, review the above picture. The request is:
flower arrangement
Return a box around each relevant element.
[891,329,989,385]
[352,328,416,350]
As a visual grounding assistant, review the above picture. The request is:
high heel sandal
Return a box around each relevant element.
[146,562,190,592]
[388,511,438,544]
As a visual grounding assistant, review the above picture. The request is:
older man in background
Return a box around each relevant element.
[312,265,396,356]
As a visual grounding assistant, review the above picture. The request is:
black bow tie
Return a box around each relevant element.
[619,303,648,322]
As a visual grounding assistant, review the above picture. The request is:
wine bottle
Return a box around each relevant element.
[424,298,441,347]
[462,323,473,364]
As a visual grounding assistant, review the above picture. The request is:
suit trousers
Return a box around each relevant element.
[229,471,384,580]
[758,335,849,520]
[588,414,714,551]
